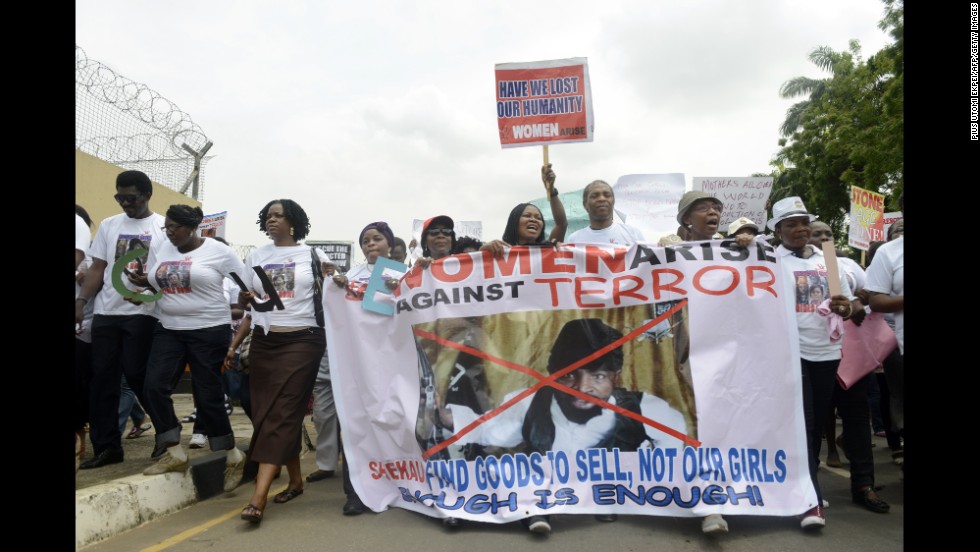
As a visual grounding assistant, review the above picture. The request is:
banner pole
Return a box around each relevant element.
[543,145,549,166]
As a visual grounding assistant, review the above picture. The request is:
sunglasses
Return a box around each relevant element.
[114,193,144,204]
[427,228,453,236]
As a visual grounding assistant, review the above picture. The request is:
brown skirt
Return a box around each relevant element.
[247,326,326,465]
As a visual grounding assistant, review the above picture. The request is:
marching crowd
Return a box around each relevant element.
[75,168,903,535]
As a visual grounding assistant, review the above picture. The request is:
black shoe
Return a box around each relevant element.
[342,496,366,516]
[852,486,890,513]
[306,469,335,482]
[151,443,167,460]
[594,513,618,522]
[79,447,124,469]
[443,517,460,529]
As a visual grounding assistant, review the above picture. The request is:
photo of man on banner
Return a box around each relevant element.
[414,303,696,460]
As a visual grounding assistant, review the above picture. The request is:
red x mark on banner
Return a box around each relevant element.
[414,300,699,460]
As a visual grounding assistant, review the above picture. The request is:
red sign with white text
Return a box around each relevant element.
[495,57,593,148]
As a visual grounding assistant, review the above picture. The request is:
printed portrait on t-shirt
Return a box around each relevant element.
[155,261,192,294]
[115,234,152,275]
[262,263,296,299]
[792,270,829,313]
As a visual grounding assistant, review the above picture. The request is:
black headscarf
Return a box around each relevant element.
[501,203,548,246]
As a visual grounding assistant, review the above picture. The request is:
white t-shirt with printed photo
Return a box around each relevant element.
[244,243,327,331]
[147,237,247,330]
[89,212,167,316]
[777,244,855,362]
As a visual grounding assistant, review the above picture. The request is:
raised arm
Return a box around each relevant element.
[543,163,568,242]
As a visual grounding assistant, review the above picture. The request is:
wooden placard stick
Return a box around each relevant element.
[542,145,553,196]
[821,241,842,297]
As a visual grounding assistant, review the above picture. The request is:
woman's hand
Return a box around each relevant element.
[332,274,349,288]
[735,234,755,248]
[222,347,236,373]
[238,289,256,306]
[417,257,433,270]
[541,163,556,195]
[481,239,509,259]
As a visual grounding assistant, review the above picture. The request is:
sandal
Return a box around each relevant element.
[274,488,304,504]
[241,503,263,523]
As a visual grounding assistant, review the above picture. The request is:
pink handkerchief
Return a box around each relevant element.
[816,299,844,342]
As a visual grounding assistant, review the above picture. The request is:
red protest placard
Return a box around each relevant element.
[494,57,593,148]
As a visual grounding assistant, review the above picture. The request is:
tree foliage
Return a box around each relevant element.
[768,0,903,235]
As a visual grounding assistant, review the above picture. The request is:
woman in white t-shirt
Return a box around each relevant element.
[137,205,248,487]
[236,199,328,526]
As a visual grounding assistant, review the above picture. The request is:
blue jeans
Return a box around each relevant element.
[118,374,147,435]
[88,314,157,454]
[142,323,235,451]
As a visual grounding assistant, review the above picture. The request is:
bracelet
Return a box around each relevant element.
[550,187,559,198]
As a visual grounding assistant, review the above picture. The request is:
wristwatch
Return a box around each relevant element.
[550,187,559,198]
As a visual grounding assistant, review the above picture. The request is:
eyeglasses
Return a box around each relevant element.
[427,228,453,236]
[691,202,723,214]
[161,224,185,233]
[114,193,143,204]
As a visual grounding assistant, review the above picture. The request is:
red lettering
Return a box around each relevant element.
[584,245,628,274]
[370,461,383,480]
[651,268,686,300]
[482,248,531,278]
[745,266,778,298]
[539,247,575,274]
[431,255,473,283]
[575,277,607,308]
[612,275,647,305]
[692,265,739,296]
[535,277,573,306]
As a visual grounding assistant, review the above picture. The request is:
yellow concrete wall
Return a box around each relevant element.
[75,149,201,237]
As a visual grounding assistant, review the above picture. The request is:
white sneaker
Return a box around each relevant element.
[223,455,246,492]
[189,433,208,449]
[701,513,729,534]
[799,505,826,530]
[527,516,551,534]
[143,451,189,475]
[822,499,830,508]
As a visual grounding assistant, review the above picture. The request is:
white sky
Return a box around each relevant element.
[76,0,894,263]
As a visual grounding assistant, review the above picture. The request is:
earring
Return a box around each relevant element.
[290,227,294,236]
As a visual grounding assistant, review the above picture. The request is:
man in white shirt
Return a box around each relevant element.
[566,180,645,245]
[75,170,167,469]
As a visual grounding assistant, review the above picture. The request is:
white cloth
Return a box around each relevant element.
[567,222,645,245]
[88,212,167,316]
[448,389,688,451]
[75,214,90,256]
[776,244,854,361]
[244,243,327,331]
[838,256,866,292]
[147,238,247,330]
[75,214,95,342]
[864,236,904,354]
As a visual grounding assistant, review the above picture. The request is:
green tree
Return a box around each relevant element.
[769,0,903,233]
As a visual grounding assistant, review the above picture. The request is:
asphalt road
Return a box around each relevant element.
[79,407,904,552]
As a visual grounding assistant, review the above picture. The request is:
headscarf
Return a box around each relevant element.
[359,221,395,251]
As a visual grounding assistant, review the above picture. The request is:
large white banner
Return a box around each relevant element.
[324,241,815,523]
